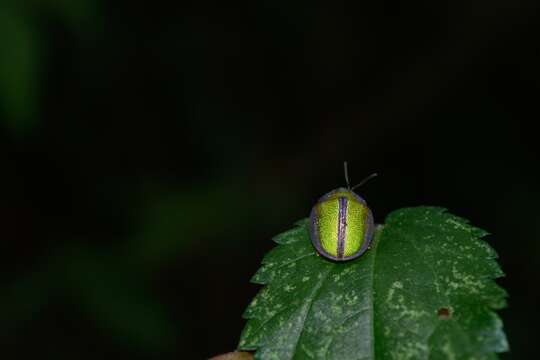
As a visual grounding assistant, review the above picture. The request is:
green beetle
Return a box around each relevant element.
[309,162,377,261]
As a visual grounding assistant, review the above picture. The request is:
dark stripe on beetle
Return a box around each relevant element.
[336,196,348,258]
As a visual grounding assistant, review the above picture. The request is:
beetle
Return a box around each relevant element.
[309,162,377,261]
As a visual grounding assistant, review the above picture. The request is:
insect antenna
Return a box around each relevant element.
[343,161,351,189]
[351,172,378,191]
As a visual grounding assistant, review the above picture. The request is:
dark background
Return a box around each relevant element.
[1,0,539,359]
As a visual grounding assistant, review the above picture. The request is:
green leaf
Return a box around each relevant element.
[238,207,508,360]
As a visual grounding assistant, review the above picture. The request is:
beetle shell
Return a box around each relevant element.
[309,187,374,261]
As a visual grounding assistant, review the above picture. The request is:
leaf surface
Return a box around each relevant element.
[238,207,507,360]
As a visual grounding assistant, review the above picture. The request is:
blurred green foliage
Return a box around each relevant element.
[0,0,186,355]
[0,0,99,137]
[0,4,39,135]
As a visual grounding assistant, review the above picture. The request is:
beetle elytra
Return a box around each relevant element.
[309,162,377,261]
